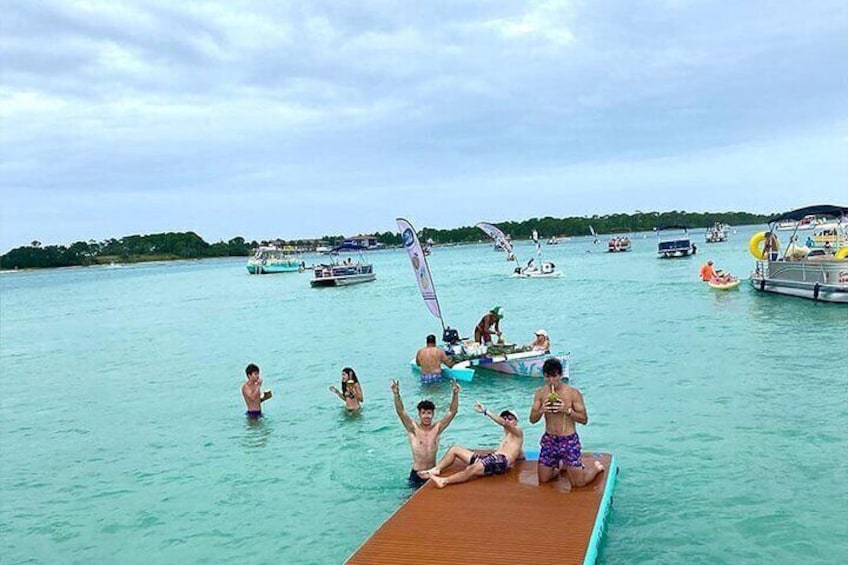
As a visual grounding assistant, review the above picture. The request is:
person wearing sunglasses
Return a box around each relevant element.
[425,401,524,488]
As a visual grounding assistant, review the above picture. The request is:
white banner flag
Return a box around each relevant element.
[397,218,442,321]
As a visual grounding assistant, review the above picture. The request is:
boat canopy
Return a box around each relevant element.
[767,205,848,224]
[656,225,690,232]
[332,242,369,252]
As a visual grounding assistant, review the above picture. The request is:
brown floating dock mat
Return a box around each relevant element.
[347,452,618,565]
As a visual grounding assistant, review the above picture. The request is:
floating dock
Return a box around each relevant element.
[346,452,618,565]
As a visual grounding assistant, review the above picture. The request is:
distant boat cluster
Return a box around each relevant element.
[244,205,848,303]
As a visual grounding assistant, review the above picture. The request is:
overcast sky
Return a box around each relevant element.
[1,0,846,251]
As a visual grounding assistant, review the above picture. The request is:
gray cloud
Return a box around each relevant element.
[1,0,846,250]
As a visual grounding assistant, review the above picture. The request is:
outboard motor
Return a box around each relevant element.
[442,327,460,346]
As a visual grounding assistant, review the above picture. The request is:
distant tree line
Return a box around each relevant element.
[1,210,771,270]
[412,210,772,245]
[0,232,254,270]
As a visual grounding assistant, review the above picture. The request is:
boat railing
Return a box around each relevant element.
[658,239,691,251]
[312,262,374,278]
[756,258,848,286]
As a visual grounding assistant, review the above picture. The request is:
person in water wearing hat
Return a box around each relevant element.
[425,400,524,488]
[474,306,503,344]
[529,329,550,352]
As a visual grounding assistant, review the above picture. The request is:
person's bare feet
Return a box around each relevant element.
[594,461,605,473]
[430,475,448,488]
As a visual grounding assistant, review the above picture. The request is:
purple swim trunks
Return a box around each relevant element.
[539,432,584,469]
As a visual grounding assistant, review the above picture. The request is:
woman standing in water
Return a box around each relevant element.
[329,367,364,411]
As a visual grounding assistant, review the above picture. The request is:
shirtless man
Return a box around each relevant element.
[391,378,460,488]
[242,363,272,419]
[415,334,454,385]
[474,306,503,344]
[426,401,524,488]
[530,358,604,486]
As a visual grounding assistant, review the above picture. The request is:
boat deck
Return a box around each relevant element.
[346,452,617,565]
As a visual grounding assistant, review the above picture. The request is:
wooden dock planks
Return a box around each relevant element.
[347,452,617,565]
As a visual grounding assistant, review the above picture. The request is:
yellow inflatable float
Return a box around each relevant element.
[836,247,848,260]
[748,231,779,260]
[708,278,742,290]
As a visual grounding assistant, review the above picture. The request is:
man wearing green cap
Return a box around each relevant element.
[474,306,503,344]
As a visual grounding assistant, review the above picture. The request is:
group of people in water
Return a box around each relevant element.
[240,306,602,491]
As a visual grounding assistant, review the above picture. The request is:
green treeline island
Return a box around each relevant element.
[0,210,770,270]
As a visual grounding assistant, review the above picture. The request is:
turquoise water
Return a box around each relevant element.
[2,225,846,564]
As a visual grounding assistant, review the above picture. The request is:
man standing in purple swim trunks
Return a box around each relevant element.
[530,358,604,486]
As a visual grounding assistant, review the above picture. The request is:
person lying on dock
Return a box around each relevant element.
[415,334,455,385]
[425,401,524,489]
[328,367,363,411]
[391,378,460,488]
[530,358,604,487]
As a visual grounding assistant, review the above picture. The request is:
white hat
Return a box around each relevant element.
[535,329,549,338]
[499,409,519,421]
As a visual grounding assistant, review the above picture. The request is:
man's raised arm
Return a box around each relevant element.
[438,380,461,430]
[391,379,414,432]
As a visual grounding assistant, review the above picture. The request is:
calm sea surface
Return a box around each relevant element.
[2,225,847,564]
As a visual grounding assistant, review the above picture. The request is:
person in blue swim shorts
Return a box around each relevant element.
[425,401,524,488]
[391,378,460,488]
[415,334,455,385]
[530,358,604,486]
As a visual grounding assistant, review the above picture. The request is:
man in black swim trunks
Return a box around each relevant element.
[425,401,524,488]
[391,379,460,488]
[242,363,272,419]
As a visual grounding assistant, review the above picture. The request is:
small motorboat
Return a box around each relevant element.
[410,339,571,382]
[512,260,562,278]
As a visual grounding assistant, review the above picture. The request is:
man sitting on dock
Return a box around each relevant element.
[425,401,524,488]
[530,358,604,487]
[391,379,460,488]
[415,334,455,385]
